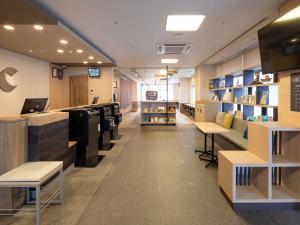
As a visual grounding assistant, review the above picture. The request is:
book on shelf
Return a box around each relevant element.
[168,117,176,123]
[222,92,233,102]
[157,107,165,112]
[168,106,176,113]
[260,91,269,105]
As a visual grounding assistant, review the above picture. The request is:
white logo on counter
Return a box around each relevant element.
[0,67,18,92]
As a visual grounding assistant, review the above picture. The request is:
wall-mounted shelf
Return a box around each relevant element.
[209,70,279,121]
[219,122,300,204]
[209,101,278,108]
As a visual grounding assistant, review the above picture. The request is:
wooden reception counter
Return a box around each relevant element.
[0,112,71,210]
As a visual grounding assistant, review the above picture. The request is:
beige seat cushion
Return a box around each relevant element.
[216,112,225,126]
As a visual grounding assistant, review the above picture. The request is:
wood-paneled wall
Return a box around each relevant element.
[49,70,70,110]
[69,76,88,107]
[0,118,28,209]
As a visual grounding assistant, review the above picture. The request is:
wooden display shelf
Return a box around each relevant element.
[219,122,300,204]
[272,155,300,166]
[236,185,268,201]
[272,186,300,201]
[220,151,268,166]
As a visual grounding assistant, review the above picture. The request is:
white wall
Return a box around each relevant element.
[179,78,190,103]
[0,48,49,116]
[195,65,216,101]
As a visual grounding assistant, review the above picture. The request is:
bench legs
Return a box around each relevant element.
[36,185,40,225]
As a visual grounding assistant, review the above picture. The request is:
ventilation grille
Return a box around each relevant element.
[157,44,191,54]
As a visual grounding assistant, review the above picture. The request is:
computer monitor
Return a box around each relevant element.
[92,96,99,104]
[20,98,48,115]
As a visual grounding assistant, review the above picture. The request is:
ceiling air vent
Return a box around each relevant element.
[157,44,191,54]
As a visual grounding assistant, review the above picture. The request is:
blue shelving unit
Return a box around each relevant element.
[209,70,278,121]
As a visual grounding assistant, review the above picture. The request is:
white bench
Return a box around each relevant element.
[0,161,64,225]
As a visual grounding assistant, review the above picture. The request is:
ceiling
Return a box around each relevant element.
[34,0,284,69]
[119,68,195,84]
[0,0,113,66]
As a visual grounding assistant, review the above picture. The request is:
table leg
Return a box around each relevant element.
[195,133,211,158]
[36,185,40,225]
[59,167,64,204]
[205,133,218,168]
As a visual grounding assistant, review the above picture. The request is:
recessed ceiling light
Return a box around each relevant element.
[97,61,102,64]
[28,49,34,53]
[3,25,15,30]
[166,15,205,31]
[33,25,44,30]
[276,5,300,22]
[57,49,64,53]
[83,61,88,64]
[291,38,298,43]
[76,49,83,53]
[88,56,94,60]
[161,59,178,64]
[60,39,68,44]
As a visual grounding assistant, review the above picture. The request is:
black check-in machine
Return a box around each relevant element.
[85,104,114,150]
[104,103,122,140]
[62,108,101,167]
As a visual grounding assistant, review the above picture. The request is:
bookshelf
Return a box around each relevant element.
[209,70,278,121]
[219,122,300,203]
[141,101,177,126]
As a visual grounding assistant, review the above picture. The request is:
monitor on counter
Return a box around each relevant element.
[92,96,99,104]
[20,98,48,115]
[88,68,101,78]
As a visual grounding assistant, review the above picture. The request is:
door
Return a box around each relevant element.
[69,76,88,107]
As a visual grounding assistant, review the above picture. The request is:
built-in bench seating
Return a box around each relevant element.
[215,112,248,150]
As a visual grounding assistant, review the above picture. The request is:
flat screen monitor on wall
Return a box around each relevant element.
[88,68,101,78]
[20,98,48,115]
[258,15,300,74]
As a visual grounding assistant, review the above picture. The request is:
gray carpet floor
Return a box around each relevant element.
[1,112,300,225]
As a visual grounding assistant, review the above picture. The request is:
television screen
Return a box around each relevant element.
[258,16,300,74]
[88,68,101,77]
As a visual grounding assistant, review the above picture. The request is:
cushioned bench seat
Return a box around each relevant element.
[219,129,248,150]
[216,113,248,150]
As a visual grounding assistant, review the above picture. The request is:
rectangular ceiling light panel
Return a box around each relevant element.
[161,59,178,64]
[166,15,205,31]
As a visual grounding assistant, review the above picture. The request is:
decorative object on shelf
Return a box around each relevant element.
[212,95,219,101]
[261,74,272,83]
[235,77,242,87]
[52,67,58,78]
[222,92,232,102]
[113,81,117,88]
[168,106,176,113]
[143,108,148,113]
[235,110,243,120]
[209,82,214,90]
[219,79,225,88]
[234,97,238,103]
[260,91,269,105]
[251,72,263,85]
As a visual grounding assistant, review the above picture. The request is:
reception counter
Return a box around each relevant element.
[0,112,71,210]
